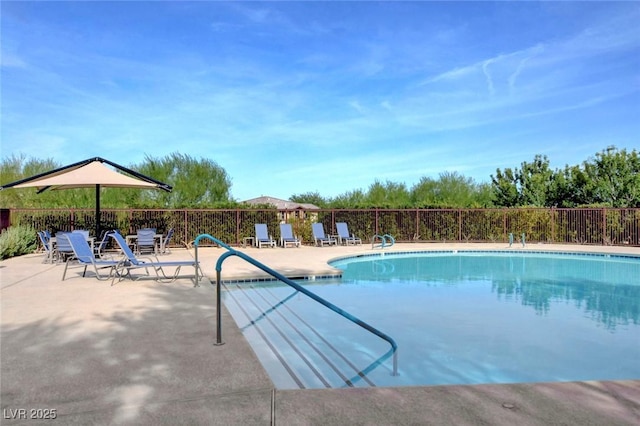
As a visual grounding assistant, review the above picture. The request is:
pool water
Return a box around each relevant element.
[222,251,640,389]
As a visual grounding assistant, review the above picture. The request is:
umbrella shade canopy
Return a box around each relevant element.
[0,157,172,236]
[11,161,161,191]
[2,157,172,192]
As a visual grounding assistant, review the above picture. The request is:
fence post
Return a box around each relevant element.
[183,209,187,246]
[236,209,241,245]
[503,209,507,242]
[550,208,555,243]
[602,207,607,245]
[0,209,10,232]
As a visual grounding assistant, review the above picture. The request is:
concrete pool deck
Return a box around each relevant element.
[1,242,639,425]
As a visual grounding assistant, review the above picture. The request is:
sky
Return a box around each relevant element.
[1,1,639,201]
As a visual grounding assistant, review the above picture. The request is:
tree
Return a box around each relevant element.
[410,176,439,207]
[132,153,233,208]
[0,155,77,208]
[435,171,480,207]
[365,180,411,208]
[329,189,367,208]
[290,191,328,208]
[491,167,520,207]
[548,165,590,207]
[411,172,492,208]
[583,146,640,207]
[518,155,554,207]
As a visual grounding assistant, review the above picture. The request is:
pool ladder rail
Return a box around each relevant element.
[193,234,398,387]
[509,232,526,248]
[372,234,395,249]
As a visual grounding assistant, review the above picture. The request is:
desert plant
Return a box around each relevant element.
[0,225,38,260]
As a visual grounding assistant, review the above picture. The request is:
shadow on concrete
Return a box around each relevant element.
[1,279,274,424]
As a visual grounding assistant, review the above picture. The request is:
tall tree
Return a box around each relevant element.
[518,155,554,207]
[410,176,439,207]
[290,191,328,208]
[548,165,590,207]
[436,171,479,208]
[365,180,411,208]
[412,173,492,208]
[583,146,640,207]
[0,155,74,208]
[329,189,367,208]
[491,167,520,207]
[133,153,233,208]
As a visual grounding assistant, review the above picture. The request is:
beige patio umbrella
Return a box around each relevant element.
[0,157,172,236]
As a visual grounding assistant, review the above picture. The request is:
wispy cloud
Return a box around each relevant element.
[2,1,638,199]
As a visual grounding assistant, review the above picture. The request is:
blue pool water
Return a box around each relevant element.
[222,251,640,389]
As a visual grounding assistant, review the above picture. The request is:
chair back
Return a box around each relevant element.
[95,230,112,256]
[164,228,174,246]
[66,232,96,263]
[336,222,350,238]
[312,223,326,239]
[255,224,270,241]
[55,232,74,255]
[38,231,51,252]
[137,228,156,253]
[72,229,90,240]
[280,223,294,240]
[110,231,143,265]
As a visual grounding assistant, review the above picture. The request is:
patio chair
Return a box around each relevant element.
[55,231,75,262]
[279,223,300,248]
[72,229,90,240]
[336,222,362,245]
[161,227,174,254]
[37,231,54,263]
[61,232,121,281]
[255,224,276,248]
[110,231,201,285]
[94,230,112,258]
[136,228,158,255]
[311,223,337,247]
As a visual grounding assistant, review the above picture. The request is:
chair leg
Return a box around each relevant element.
[62,259,70,280]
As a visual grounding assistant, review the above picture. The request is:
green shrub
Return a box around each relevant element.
[0,225,38,260]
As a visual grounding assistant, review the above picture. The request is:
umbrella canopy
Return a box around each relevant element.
[0,157,172,236]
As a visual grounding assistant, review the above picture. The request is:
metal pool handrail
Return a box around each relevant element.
[372,234,396,249]
[193,233,398,375]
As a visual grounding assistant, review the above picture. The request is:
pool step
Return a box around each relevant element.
[223,281,381,389]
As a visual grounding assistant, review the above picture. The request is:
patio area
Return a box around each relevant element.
[1,243,639,425]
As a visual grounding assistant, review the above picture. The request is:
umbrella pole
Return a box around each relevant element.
[96,184,101,237]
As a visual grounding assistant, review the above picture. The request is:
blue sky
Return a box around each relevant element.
[2,1,639,201]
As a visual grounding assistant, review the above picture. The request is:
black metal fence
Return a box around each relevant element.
[7,208,640,247]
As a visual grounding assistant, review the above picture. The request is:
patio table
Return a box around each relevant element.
[49,235,95,263]
[125,233,165,255]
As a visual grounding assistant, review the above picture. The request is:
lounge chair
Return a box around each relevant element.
[72,229,90,240]
[336,222,362,245]
[55,231,75,262]
[110,230,200,285]
[312,223,337,247]
[161,227,174,254]
[279,223,300,248]
[255,224,276,248]
[94,230,111,258]
[37,231,54,263]
[136,228,158,255]
[61,232,120,281]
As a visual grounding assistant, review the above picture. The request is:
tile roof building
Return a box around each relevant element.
[241,196,320,211]
[241,196,320,222]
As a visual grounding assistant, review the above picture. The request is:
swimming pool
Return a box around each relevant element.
[222,250,640,389]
